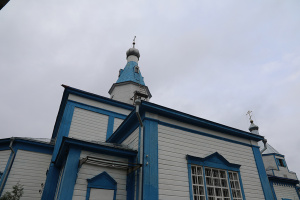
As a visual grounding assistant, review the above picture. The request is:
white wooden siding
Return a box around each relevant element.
[68,94,131,116]
[69,108,109,142]
[113,118,124,132]
[262,155,277,170]
[273,183,298,200]
[147,113,251,145]
[0,150,11,172]
[2,150,51,200]
[122,128,139,150]
[72,151,128,200]
[157,124,265,200]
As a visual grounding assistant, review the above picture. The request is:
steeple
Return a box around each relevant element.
[108,38,152,105]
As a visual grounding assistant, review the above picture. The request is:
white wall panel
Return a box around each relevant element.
[3,150,51,200]
[0,150,11,172]
[68,94,131,116]
[122,128,139,150]
[69,108,109,142]
[273,183,298,200]
[113,118,124,132]
[157,124,265,200]
[72,151,128,200]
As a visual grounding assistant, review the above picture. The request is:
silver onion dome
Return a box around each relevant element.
[126,47,140,60]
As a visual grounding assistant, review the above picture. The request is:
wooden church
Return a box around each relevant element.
[0,41,299,200]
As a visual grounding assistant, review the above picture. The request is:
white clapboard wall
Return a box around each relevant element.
[157,124,265,200]
[273,183,299,200]
[72,151,128,200]
[2,150,51,200]
[69,107,109,142]
[0,150,11,172]
[122,128,139,150]
[68,94,131,116]
[113,118,124,132]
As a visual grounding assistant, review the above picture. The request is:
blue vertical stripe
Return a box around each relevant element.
[227,171,234,199]
[57,148,81,200]
[252,146,274,199]
[0,149,17,196]
[187,163,193,200]
[237,171,246,200]
[142,119,158,200]
[106,116,115,140]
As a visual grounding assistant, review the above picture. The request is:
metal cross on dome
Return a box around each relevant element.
[246,110,252,121]
[133,36,136,48]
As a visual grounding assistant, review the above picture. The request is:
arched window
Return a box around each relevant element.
[86,172,117,200]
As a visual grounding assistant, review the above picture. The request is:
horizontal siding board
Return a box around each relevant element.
[273,184,298,199]
[3,150,51,200]
[122,128,139,150]
[113,118,124,132]
[69,108,109,142]
[68,94,131,116]
[0,150,11,171]
[158,125,265,200]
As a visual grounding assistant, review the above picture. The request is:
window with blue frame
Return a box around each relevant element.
[276,158,286,167]
[86,171,117,200]
[187,153,245,200]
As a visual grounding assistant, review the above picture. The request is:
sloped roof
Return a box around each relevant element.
[258,141,280,154]
[116,61,145,85]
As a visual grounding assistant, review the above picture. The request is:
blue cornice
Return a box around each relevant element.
[51,85,134,139]
[268,175,299,185]
[0,138,53,154]
[55,137,137,166]
[187,152,241,171]
[262,153,285,157]
[141,101,264,141]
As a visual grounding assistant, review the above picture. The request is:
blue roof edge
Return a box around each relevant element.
[51,85,134,139]
[108,100,264,144]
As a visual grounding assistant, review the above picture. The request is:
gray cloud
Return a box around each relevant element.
[1,0,300,176]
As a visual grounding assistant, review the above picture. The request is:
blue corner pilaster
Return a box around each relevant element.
[252,146,274,200]
[57,148,81,200]
[142,119,158,200]
[127,157,135,200]
[52,102,75,162]
[41,163,60,200]
[106,116,115,140]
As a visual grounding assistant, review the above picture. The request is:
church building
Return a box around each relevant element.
[0,41,299,200]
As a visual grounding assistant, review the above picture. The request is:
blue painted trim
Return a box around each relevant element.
[296,186,300,200]
[0,150,17,196]
[56,137,137,165]
[252,146,274,199]
[126,157,135,200]
[202,166,208,200]
[86,171,117,200]
[269,181,277,200]
[159,120,259,148]
[274,155,280,170]
[282,199,292,200]
[69,100,127,119]
[268,175,299,185]
[116,61,146,85]
[142,119,158,200]
[187,163,193,200]
[262,153,284,157]
[187,153,241,171]
[238,171,246,200]
[13,142,53,155]
[57,148,81,200]
[135,126,141,200]
[141,101,264,141]
[227,171,234,199]
[106,116,115,140]
[51,85,133,139]
[107,108,140,143]
[52,102,75,162]
[41,163,60,200]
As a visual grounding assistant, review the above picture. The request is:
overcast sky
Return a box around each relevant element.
[1,0,300,176]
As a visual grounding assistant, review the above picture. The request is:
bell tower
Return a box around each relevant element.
[108,38,152,105]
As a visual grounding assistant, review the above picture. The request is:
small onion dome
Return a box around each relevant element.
[249,120,259,133]
[126,47,140,60]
